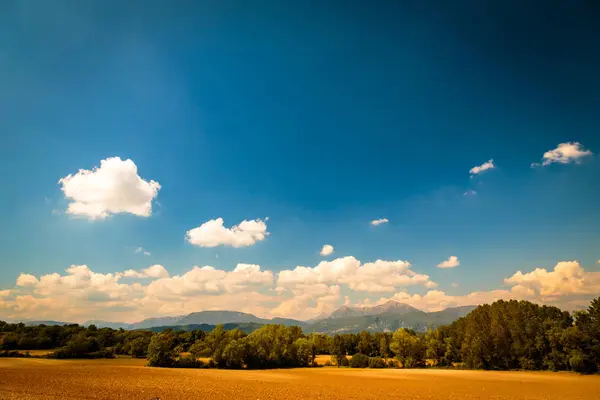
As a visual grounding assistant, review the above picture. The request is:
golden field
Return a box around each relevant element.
[1,358,599,400]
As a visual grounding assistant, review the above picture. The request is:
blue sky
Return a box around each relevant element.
[1,1,599,322]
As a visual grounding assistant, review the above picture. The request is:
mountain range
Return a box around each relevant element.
[7,301,477,334]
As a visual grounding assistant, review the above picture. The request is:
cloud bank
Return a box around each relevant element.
[3,260,598,323]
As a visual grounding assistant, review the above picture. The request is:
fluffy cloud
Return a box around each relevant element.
[463,190,477,196]
[16,274,38,287]
[58,157,161,219]
[135,247,151,256]
[118,265,169,279]
[320,244,334,256]
[185,218,269,248]
[277,256,436,293]
[532,142,592,167]
[146,263,273,298]
[437,256,460,269]
[371,218,389,226]
[4,260,599,323]
[469,159,495,176]
[365,261,600,312]
[504,261,600,298]
[271,284,341,320]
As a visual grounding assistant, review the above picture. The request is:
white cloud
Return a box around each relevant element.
[371,218,389,226]
[185,218,269,248]
[146,263,273,298]
[469,159,495,176]
[437,256,460,269]
[277,256,436,293]
[320,244,334,256]
[463,190,477,196]
[16,274,38,287]
[58,157,161,219]
[134,247,151,256]
[4,260,599,323]
[271,284,341,320]
[504,261,600,298]
[532,142,592,167]
[118,265,169,279]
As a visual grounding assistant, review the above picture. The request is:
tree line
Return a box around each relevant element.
[1,297,598,372]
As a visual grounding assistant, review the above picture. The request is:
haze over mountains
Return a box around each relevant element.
[10,301,477,334]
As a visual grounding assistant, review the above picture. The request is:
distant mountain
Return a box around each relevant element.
[83,320,131,330]
[24,320,73,326]
[305,312,329,324]
[328,301,419,319]
[27,303,476,334]
[178,311,263,326]
[87,311,307,331]
[309,303,477,334]
[271,317,309,329]
[427,305,477,321]
[131,316,183,330]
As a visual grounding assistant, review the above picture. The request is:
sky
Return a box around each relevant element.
[1,1,599,323]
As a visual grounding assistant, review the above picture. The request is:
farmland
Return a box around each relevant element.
[1,358,599,400]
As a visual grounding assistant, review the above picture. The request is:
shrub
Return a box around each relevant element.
[368,357,387,368]
[349,353,369,368]
[174,355,204,369]
[519,357,537,370]
[0,350,27,358]
[324,360,332,367]
[340,356,350,367]
[387,359,400,368]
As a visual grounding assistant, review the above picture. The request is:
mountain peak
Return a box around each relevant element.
[328,301,419,319]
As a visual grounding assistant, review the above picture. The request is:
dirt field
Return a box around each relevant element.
[1,358,599,400]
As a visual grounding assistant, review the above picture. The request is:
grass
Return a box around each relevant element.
[1,358,599,400]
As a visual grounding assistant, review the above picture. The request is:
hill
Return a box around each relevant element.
[77,303,476,334]
[328,301,420,319]
[87,311,308,331]
[309,303,477,334]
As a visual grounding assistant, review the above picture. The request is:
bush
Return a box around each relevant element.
[324,360,332,366]
[387,359,400,368]
[88,349,115,359]
[368,357,387,368]
[349,353,369,368]
[519,357,537,370]
[0,350,28,358]
[49,347,114,359]
[339,356,350,367]
[174,355,204,369]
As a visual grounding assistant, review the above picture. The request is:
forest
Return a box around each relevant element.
[1,297,598,373]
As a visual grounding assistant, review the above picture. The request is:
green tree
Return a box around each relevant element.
[349,353,369,368]
[330,335,346,367]
[390,328,425,368]
[147,333,176,367]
